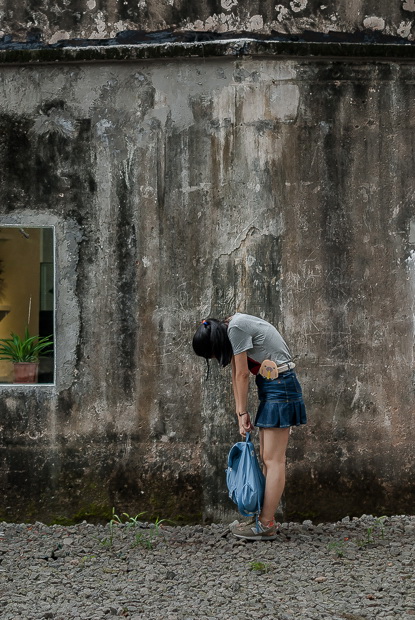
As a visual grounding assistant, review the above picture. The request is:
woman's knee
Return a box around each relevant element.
[261,427,290,465]
[262,451,286,469]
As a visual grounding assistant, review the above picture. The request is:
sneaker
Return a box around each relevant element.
[231,519,277,541]
[232,517,256,527]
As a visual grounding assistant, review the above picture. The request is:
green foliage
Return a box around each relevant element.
[359,515,388,546]
[133,532,155,549]
[373,515,388,539]
[80,555,96,567]
[99,507,125,547]
[0,326,53,362]
[249,561,271,573]
[97,508,168,550]
[131,515,168,549]
[110,509,146,528]
[327,541,345,557]
[328,516,389,555]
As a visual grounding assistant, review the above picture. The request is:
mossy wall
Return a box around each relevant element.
[0,47,414,524]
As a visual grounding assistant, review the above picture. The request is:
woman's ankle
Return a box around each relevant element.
[259,517,275,528]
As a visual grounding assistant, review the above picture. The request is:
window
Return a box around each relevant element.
[0,226,55,384]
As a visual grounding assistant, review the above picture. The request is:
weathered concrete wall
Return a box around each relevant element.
[0,48,414,524]
[1,1,415,43]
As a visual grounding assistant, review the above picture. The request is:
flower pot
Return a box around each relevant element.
[13,362,39,384]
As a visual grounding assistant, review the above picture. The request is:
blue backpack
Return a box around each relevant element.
[226,432,266,516]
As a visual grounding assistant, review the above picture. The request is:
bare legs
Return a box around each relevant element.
[259,427,290,524]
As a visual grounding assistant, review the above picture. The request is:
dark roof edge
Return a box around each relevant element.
[1,38,415,65]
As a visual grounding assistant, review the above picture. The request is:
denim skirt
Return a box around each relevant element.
[254,371,307,429]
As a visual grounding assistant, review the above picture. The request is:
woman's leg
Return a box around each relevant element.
[259,427,290,524]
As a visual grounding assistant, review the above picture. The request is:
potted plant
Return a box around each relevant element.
[0,327,53,383]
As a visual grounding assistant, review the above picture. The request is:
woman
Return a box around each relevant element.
[192,312,307,541]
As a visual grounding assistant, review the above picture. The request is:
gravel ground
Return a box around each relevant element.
[0,514,414,620]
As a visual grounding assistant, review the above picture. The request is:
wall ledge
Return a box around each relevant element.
[1,36,415,65]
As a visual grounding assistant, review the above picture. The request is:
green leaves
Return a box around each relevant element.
[0,326,53,362]
[249,561,272,573]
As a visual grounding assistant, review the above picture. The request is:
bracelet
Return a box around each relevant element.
[238,411,249,417]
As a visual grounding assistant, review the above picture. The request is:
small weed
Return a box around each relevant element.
[98,536,113,548]
[249,561,271,573]
[96,507,166,550]
[358,515,388,546]
[133,532,154,549]
[327,541,345,557]
[133,517,168,549]
[354,515,389,548]
[111,510,146,528]
[373,515,388,539]
[80,555,96,568]
[365,527,374,545]
[95,507,124,547]
[124,512,146,528]
[109,509,123,526]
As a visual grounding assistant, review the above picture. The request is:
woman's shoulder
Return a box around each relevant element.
[228,313,259,329]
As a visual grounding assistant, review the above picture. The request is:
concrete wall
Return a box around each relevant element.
[0,45,414,523]
[1,1,415,43]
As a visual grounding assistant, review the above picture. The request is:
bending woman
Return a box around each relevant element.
[192,312,307,541]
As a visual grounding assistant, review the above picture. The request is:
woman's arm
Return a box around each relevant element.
[232,352,249,413]
[231,352,254,435]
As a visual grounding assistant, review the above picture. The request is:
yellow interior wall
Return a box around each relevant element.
[0,227,41,381]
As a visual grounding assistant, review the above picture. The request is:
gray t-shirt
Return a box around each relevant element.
[227,313,292,365]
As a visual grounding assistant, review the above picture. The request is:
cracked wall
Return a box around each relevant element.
[2,1,415,43]
[0,54,414,523]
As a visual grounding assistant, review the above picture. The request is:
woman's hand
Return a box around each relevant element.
[238,412,254,437]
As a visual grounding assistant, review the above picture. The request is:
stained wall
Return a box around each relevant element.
[1,1,415,43]
[0,44,414,523]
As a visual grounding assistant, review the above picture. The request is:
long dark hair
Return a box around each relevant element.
[192,318,233,368]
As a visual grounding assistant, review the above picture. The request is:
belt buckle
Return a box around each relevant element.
[259,359,279,380]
